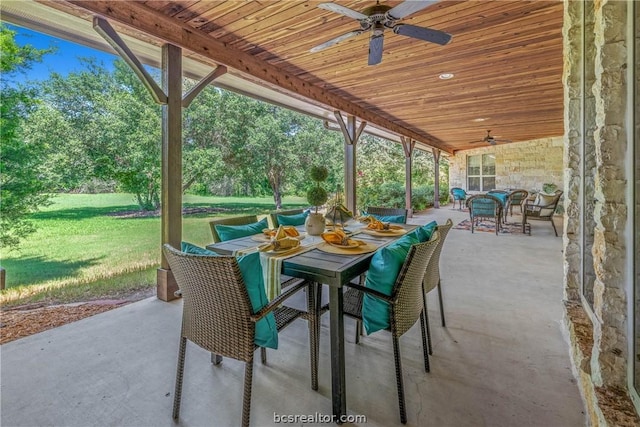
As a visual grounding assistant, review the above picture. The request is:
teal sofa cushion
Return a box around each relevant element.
[214,217,268,242]
[362,212,406,224]
[180,241,278,349]
[361,232,420,335]
[277,211,309,226]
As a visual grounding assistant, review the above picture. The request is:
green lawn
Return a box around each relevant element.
[0,193,306,306]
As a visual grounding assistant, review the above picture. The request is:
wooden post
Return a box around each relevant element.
[334,112,366,214]
[401,137,416,217]
[157,44,182,301]
[432,148,441,209]
[94,18,226,302]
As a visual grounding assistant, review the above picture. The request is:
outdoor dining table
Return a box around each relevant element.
[206,222,417,423]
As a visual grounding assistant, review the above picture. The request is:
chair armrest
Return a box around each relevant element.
[250,280,308,322]
[346,282,394,303]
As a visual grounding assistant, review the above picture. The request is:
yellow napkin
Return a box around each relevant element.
[321,229,364,247]
[262,226,300,238]
[258,226,301,252]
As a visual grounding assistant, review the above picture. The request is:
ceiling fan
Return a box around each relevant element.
[310,1,452,66]
[470,130,513,146]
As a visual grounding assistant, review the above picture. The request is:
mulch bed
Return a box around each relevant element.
[0,289,155,345]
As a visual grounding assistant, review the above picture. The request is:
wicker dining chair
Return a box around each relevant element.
[268,209,305,228]
[209,214,262,243]
[505,189,529,217]
[467,194,503,235]
[422,219,453,348]
[163,244,318,427]
[341,232,440,424]
[365,206,409,223]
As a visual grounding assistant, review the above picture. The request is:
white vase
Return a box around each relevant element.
[304,212,326,236]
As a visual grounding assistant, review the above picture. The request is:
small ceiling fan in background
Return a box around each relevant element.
[310,1,452,66]
[470,130,513,146]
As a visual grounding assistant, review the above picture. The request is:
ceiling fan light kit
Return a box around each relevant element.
[311,1,452,66]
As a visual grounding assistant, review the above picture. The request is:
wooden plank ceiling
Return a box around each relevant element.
[54,0,565,154]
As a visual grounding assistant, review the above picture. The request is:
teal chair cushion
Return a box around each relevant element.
[277,211,309,226]
[361,232,421,335]
[214,217,268,242]
[362,212,406,224]
[180,242,278,349]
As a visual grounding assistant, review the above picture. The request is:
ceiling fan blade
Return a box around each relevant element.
[310,30,365,53]
[368,35,384,66]
[318,3,367,20]
[495,139,513,143]
[387,1,437,20]
[393,24,452,45]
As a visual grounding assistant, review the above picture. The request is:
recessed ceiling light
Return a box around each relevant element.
[472,118,487,122]
[438,73,454,80]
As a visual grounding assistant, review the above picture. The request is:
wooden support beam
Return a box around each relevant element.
[93,16,167,104]
[432,148,441,209]
[334,111,366,214]
[70,0,452,154]
[401,137,416,217]
[182,65,227,108]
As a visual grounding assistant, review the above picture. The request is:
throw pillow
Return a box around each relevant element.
[215,217,269,242]
[534,193,556,207]
[179,241,278,349]
[361,232,420,335]
[277,211,309,226]
[411,220,437,242]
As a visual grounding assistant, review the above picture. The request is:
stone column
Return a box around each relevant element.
[589,0,630,389]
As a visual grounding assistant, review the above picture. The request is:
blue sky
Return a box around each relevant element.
[7,23,117,83]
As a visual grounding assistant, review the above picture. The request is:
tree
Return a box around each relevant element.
[0,25,54,249]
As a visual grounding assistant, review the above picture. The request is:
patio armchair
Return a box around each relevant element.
[163,244,318,427]
[364,206,408,224]
[450,187,467,210]
[467,194,503,235]
[341,233,440,424]
[506,189,529,217]
[523,190,563,236]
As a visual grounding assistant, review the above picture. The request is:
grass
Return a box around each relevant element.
[0,193,307,307]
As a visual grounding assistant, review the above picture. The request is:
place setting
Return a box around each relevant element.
[256,226,305,256]
[251,226,306,243]
[317,228,378,255]
[358,216,408,237]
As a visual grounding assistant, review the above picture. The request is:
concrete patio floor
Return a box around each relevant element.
[0,207,585,427]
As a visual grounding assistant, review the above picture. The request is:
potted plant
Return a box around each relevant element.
[305,165,329,235]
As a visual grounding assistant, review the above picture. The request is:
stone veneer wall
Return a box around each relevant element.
[448,137,564,196]
[563,0,638,425]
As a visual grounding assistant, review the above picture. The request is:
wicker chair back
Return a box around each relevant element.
[163,244,255,361]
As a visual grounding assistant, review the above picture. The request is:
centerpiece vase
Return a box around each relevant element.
[305,212,326,236]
